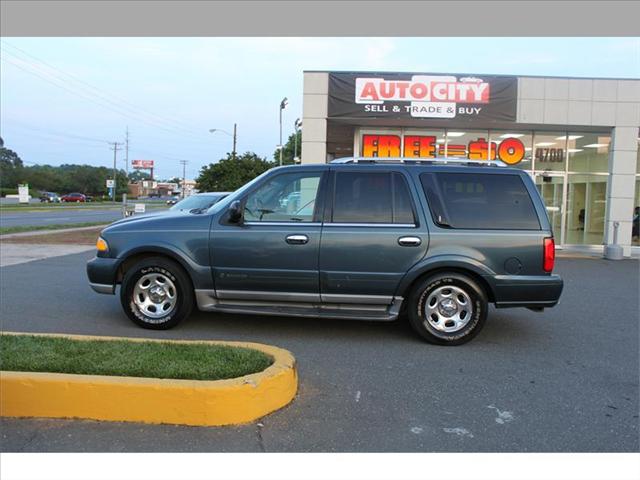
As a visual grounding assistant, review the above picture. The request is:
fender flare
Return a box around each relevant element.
[115,243,212,289]
[395,255,497,300]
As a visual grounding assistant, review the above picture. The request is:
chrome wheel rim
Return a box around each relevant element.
[133,272,177,321]
[424,285,473,333]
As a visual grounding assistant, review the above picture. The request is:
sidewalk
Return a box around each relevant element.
[0,243,94,267]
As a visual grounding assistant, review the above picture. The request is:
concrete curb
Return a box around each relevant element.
[0,332,298,427]
[0,224,109,239]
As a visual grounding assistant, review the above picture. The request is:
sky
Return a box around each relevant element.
[1,37,639,180]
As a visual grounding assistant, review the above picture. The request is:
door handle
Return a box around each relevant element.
[398,236,422,247]
[286,234,309,245]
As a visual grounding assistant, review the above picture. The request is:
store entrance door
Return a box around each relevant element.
[534,172,567,246]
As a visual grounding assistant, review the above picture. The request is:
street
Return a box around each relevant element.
[0,203,168,229]
[0,251,638,452]
[0,208,124,228]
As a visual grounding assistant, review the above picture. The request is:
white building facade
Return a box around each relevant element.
[301,71,640,256]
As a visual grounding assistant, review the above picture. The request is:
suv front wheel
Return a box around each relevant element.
[407,272,488,345]
[120,256,194,329]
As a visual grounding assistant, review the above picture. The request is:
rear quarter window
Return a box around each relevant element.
[420,172,540,230]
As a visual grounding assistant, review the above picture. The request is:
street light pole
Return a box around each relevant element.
[294,118,302,163]
[232,123,237,159]
[279,97,288,166]
[209,125,238,159]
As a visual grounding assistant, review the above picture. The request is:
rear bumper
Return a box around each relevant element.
[86,256,119,295]
[487,274,563,308]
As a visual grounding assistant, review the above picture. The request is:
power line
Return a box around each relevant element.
[1,40,210,139]
[0,52,210,142]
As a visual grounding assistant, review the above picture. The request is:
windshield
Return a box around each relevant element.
[170,194,225,211]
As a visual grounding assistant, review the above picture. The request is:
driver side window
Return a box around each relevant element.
[244,172,322,223]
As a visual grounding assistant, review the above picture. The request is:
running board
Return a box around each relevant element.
[195,290,403,322]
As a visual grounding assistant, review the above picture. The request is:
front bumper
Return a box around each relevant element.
[86,256,119,295]
[487,274,564,308]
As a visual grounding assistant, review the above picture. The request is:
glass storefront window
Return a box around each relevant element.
[565,174,607,245]
[633,178,639,246]
[490,131,533,169]
[533,132,567,172]
[567,133,611,173]
[633,135,640,246]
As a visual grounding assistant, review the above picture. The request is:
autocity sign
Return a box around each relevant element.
[132,159,154,169]
[328,72,517,122]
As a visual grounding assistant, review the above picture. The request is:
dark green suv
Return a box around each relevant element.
[87,158,563,345]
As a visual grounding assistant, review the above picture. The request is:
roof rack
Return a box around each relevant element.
[330,157,507,167]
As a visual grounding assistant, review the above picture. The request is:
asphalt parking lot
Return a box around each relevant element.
[0,251,638,452]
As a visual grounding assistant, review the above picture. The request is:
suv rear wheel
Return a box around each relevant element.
[407,272,488,345]
[120,256,194,329]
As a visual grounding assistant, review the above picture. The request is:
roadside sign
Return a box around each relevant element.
[18,184,29,204]
[106,179,115,188]
[134,203,146,213]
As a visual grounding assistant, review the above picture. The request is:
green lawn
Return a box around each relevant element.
[0,222,109,235]
[0,335,274,381]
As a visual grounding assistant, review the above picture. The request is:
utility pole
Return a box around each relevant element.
[180,160,188,199]
[124,127,129,176]
[109,142,123,203]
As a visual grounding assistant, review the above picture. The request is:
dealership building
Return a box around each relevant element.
[301,71,640,256]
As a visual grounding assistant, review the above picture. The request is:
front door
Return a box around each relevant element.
[211,170,325,302]
[319,169,428,304]
[534,172,567,245]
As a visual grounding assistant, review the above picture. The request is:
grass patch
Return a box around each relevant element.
[0,222,109,235]
[0,335,274,381]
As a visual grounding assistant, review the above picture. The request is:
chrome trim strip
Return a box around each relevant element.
[321,293,394,305]
[216,290,321,303]
[89,282,115,295]
[244,222,322,226]
[323,223,416,228]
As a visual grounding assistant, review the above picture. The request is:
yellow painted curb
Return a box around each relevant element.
[0,332,297,427]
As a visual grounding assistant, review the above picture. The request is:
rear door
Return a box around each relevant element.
[319,168,429,304]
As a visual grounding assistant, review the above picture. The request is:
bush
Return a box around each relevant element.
[0,188,19,197]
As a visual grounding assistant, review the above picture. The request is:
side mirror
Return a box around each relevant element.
[228,200,243,224]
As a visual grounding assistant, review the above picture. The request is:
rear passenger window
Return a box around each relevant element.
[333,172,416,224]
[420,172,540,230]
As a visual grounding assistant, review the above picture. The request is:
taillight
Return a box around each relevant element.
[543,237,555,273]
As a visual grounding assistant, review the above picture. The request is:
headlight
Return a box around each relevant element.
[96,237,109,253]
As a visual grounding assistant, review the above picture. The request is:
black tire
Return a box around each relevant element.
[120,256,194,330]
[407,272,488,346]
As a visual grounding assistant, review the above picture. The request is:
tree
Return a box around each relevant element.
[196,152,274,192]
[0,146,24,188]
[272,131,301,166]
[128,170,151,183]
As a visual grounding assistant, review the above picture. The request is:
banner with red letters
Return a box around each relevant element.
[328,72,517,122]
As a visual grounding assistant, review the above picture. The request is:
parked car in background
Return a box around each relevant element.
[88,159,563,345]
[61,192,86,203]
[166,196,179,206]
[39,191,60,203]
[169,192,230,212]
[85,195,94,202]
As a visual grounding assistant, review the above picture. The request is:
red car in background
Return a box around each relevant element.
[61,192,87,203]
